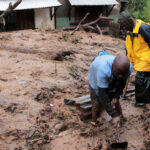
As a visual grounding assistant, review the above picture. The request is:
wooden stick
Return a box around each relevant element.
[55,62,57,74]
[82,14,112,28]
[0,78,8,82]
[64,14,112,33]
[0,0,22,19]
[96,24,102,34]
[70,12,90,35]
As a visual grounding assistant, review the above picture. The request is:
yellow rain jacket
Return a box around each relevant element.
[126,19,150,71]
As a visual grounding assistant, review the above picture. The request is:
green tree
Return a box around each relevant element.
[127,0,150,21]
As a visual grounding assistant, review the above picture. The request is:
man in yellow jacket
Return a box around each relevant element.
[119,11,150,107]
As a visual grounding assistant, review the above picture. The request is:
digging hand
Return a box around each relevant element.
[111,98,118,109]
[91,121,97,126]
[112,116,120,128]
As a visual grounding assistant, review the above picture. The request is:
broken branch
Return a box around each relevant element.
[82,14,112,28]
[0,0,22,19]
[70,12,90,35]
[64,13,112,34]
[96,24,102,35]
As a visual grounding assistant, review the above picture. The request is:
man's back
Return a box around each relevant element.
[126,20,150,71]
[88,55,115,95]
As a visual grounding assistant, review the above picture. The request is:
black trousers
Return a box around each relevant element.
[135,72,150,103]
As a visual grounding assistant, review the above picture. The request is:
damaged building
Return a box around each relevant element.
[0,0,121,31]
[0,0,61,31]
[56,0,119,29]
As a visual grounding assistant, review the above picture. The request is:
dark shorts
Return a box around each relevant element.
[89,86,103,113]
[135,72,150,103]
[89,86,121,115]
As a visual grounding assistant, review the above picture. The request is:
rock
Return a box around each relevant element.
[55,123,63,131]
[58,130,69,137]
[55,123,67,132]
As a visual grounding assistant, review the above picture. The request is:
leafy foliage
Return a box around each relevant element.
[127,0,150,22]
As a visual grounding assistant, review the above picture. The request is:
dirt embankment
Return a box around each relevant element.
[0,30,149,150]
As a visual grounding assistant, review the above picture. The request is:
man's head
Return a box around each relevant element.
[118,11,135,32]
[113,54,130,80]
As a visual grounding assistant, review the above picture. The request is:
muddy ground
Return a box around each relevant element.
[0,29,149,150]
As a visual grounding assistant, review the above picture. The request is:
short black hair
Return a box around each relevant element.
[119,10,133,22]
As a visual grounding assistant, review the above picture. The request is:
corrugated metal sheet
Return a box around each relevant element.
[68,0,118,6]
[0,0,61,11]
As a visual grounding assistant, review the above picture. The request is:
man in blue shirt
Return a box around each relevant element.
[88,53,132,127]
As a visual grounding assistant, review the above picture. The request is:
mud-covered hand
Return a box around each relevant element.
[112,116,120,127]
[111,98,118,109]
[91,121,97,126]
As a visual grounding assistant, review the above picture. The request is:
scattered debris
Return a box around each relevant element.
[0,29,148,150]
[63,14,113,34]
[35,87,63,104]
[53,50,75,61]
[70,12,90,35]
[0,95,24,112]
[0,78,8,82]
[64,84,135,120]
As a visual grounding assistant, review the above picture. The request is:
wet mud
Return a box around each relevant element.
[0,30,149,150]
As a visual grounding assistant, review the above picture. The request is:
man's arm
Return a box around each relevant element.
[139,23,150,47]
[113,80,126,99]
[114,63,133,98]
[98,87,118,118]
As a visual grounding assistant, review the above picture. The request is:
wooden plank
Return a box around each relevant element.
[76,98,91,106]
[127,86,135,93]
[126,93,135,97]
[127,86,135,89]
[75,95,90,103]
[67,95,90,104]
[80,104,92,110]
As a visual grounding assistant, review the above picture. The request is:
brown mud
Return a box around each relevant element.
[0,30,149,150]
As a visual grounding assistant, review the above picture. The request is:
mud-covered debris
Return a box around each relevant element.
[35,88,54,103]
[4,129,28,141]
[4,103,17,113]
[53,50,75,61]
[91,42,103,47]
[55,123,68,132]
[26,129,51,150]
[80,127,98,138]
[92,140,110,150]
[0,29,150,150]
[68,65,80,79]
[40,107,52,117]
[26,129,41,139]
[4,103,23,113]
[64,99,75,105]
[14,147,24,150]
[145,140,150,149]
[35,87,63,104]
[0,95,23,110]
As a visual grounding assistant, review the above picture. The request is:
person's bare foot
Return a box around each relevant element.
[91,121,97,126]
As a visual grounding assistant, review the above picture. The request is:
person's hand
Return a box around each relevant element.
[112,116,120,127]
[112,98,117,104]
[111,98,117,109]
[91,121,97,126]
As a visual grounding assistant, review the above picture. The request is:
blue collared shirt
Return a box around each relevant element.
[88,55,133,95]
